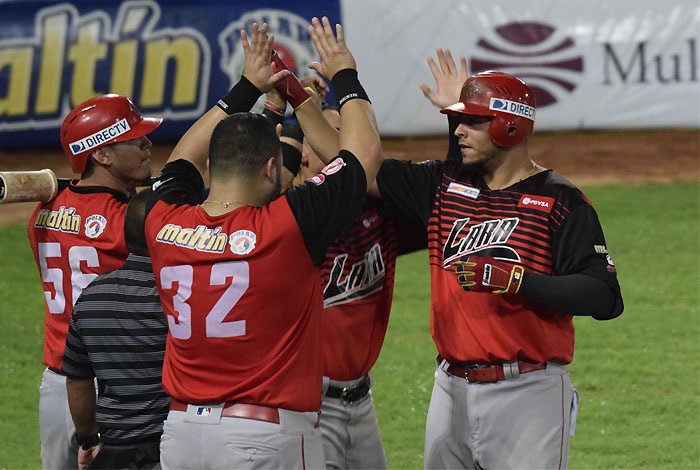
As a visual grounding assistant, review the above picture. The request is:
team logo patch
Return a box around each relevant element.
[69,119,131,155]
[447,182,480,199]
[321,158,346,176]
[84,214,107,238]
[229,230,257,255]
[518,195,554,213]
[489,98,536,121]
[307,174,326,186]
[362,213,380,229]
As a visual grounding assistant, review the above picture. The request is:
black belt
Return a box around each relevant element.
[48,366,66,376]
[325,374,371,404]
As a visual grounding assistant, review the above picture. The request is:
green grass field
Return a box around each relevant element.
[1,182,698,469]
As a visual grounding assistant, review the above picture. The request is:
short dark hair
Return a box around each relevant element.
[124,188,152,256]
[209,113,281,180]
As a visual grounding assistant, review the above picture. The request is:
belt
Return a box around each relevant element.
[170,399,280,424]
[48,366,66,376]
[170,399,320,428]
[325,374,371,404]
[437,354,546,383]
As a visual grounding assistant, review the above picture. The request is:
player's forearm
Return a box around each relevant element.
[519,272,622,319]
[167,76,263,173]
[295,101,340,163]
[66,377,99,437]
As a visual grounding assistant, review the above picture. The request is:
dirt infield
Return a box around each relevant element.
[1,128,698,227]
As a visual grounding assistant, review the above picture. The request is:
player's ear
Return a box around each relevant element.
[263,156,277,182]
[91,148,112,167]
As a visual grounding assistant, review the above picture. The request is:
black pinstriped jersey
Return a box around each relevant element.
[376,158,623,363]
[62,254,169,445]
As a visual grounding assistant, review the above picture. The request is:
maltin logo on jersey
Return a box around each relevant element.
[229,230,257,255]
[85,214,107,238]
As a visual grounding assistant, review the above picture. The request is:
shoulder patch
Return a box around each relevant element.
[307,174,326,186]
[321,158,346,176]
[229,230,257,255]
[84,214,107,238]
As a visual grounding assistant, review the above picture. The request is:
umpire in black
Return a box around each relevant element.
[62,188,169,470]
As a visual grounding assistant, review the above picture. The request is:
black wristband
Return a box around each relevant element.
[76,433,100,450]
[281,142,302,176]
[331,69,370,110]
[262,106,284,127]
[216,76,262,115]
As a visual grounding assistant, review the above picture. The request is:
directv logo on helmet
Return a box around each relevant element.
[69,119,131,155]
[489,98,536,121]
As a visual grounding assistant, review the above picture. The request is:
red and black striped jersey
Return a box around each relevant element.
[145,153,367,412]
[377,159,622,364]
[320,198,398,381]
[28,183,130,369]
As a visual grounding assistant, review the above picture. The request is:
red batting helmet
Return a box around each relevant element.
[441,71,536,148]
[60,94,163,174]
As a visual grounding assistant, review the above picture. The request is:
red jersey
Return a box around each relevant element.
[321,199,398,381]
[28,183,130,369]
[145,154,367,412]
[377,159,623,365]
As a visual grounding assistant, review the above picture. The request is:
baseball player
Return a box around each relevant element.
[369,52,624,469]
[285,101,428,469]
[144,18,383,469]
[28,94,162,469]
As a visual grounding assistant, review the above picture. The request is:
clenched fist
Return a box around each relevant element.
[451,256,525,295]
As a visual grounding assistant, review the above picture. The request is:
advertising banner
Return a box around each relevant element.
[0,0,697,149]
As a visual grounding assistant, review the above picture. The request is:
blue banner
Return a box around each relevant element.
[0,0,341,149]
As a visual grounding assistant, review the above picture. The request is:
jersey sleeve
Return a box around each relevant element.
[61,309,95,380]
[284,150,367,265]
[375,158,444,226]
[551,200,624,315]
[146,159,205,215]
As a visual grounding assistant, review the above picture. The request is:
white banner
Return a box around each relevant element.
[341,0,700,135]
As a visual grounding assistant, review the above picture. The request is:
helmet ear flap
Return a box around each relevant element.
[488,115,533,148]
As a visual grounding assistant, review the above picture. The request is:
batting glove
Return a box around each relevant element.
[270,51,312,110]
[452,255,525,295]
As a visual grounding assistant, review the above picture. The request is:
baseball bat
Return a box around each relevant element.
[0,171,158,204]
[0,169,58,204]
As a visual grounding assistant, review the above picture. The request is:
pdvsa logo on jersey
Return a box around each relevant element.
[518,195,555,213]
[229,230,257,255]
[84,214,107,238]
[470,22,584,107]
[321,158,346,176]
[447,182,480,199]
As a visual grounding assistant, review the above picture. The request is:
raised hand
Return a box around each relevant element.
[451,255,524,295]
[300,75,330,106]
[241,23,290,92]
[307,16,356,80]
[419,48,468,109]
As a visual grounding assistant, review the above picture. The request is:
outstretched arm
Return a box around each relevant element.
[167,23,289,173]
[308,16,381,188]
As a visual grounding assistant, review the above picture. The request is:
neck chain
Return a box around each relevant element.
[519,160,538,182]
[202,199,249,209]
